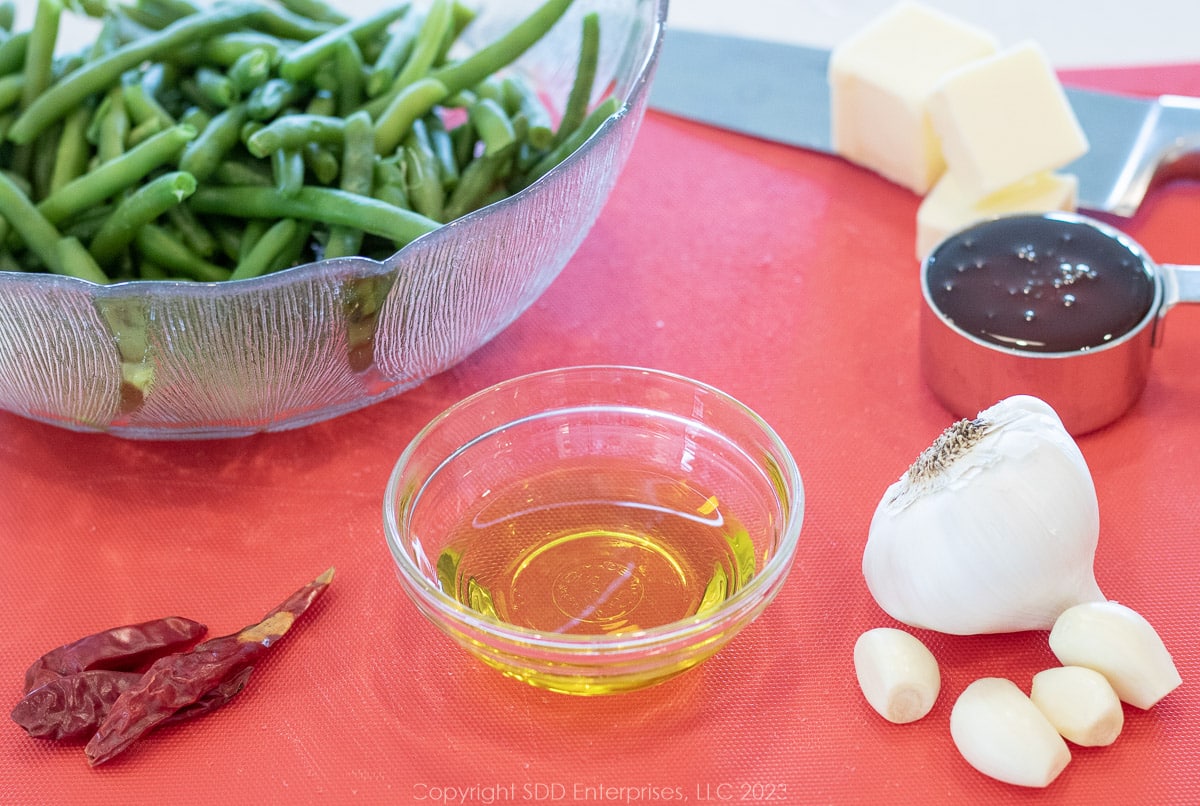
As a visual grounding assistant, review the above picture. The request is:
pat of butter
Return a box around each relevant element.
[917,171,1078,259]
[829,1,998,194]
[928,42,1088,199]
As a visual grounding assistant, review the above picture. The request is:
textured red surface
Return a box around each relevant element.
[2,64,1198,804]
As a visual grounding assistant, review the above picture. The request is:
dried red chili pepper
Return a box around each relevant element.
[12,666,253,742]
[11,671,142,741]
[23,617,207,693]
[84,568,334,766]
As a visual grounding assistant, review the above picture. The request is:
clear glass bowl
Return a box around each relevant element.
[0,0,667,438]
[383,366,804,695]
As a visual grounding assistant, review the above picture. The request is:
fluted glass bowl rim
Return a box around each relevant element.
[382,364,805,659]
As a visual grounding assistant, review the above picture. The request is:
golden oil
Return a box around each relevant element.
[436,462,757,636]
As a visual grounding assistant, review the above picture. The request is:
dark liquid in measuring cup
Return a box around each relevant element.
[925,215,1157,353]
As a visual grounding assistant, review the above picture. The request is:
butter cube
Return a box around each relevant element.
[928,42,1088,199]
[829,1,998,194]
[916,171,1078,259]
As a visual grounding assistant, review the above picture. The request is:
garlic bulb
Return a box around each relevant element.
[863,395,1104,635]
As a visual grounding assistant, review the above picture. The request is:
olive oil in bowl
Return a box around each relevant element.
[436,462,755,636]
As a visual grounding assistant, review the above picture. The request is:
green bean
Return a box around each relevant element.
[468,97,515,157]
[373,76,447,156]
[88,13,122,61]
[245,76,304,120]
[212,157,272,186]
[0,249,23,273]
[555,11,599,145]
[0,71,22,109]
[134,223,229,282]
[199,31,289,67]
[135,0,203,26]
[276,0,349,26]
[245,4,332,42]
[89,170,196,264]
[21,0,61,113]
[361,0,449,119]
[227,46,272,94]
[444,150,508,221]
[272,147,304,197]
[229,216,298,280]
[425,113,458,190]
[179,103,245,180]
[520,95,618,189]
[137,258,169,279]
[245,113,344,158]
[29,122,61,199]
[121,71,175,128]
[188,185,440,246]
[96,86,130,163]
[0,29,28,76]
[195,65,236,107]
[0,1,14,33]
[60,202,114,242]
[403,135,443,222]
[178,105,210,131]
[48,103,90,192]
[302,142,338,184]
[126,115,165,147]
[0,169,76,279]
[473,77,505,106]
[38,123,196,223]
[504,74,553,150]
[304,87,335,116]
[279,218,314,268]
[331,36,364,117]
[239,117,263,142]
[447,1,478,44]
[366,13,419,97]
[372,158,409,209]
[430,0,574,96]
[8,3,257,144]
[278,5,409,84]
[210,219,244,262]
[165,202,217,257]
[237,218,268,260]
[56,236,109,283]
[323,109,373,259]
[450,116,475,167]
[392,0,450,88]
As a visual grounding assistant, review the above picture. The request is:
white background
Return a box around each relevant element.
[670,0,1200,68]
[11,0,1200,69]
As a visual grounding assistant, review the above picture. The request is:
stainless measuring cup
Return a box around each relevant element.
[919,212,1200,435]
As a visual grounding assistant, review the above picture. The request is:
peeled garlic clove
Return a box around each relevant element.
[853,627,941,723]
[1049,600,1181,709]
[950,677,1071,788]
[1030,666,1123,746]
[863,395,1104,635]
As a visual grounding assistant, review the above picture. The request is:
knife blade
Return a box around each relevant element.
[648,29,1200,217]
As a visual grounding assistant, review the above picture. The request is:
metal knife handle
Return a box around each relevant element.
[1105,94,1200,217]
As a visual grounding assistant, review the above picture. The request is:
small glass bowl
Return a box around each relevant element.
[383,366,804,695]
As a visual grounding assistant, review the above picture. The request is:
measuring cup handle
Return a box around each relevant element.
[1159,263,1200,312]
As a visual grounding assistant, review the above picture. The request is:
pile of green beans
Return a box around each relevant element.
[0,0,616,283]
